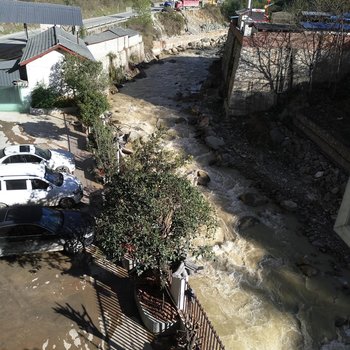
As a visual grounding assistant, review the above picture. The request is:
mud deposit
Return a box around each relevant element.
[109,50,350,350]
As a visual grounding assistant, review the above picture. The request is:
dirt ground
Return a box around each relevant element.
[0,248,154,350]
[0,110,153,350]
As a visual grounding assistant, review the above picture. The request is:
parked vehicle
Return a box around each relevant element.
[175,0,200,10]
[0,163,83,208]
[0,205,95,257]
[0,144,75,173]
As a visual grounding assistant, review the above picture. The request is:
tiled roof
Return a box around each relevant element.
[20,26,95,65]
[84,27,139,45]
[0,0,82,26]
[0,59,21,86]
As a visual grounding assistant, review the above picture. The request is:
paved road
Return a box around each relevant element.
[0,9,138,42]
[0,10,135,48]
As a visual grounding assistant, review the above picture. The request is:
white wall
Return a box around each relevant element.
[87,34,144,71]
[26,50,64,90]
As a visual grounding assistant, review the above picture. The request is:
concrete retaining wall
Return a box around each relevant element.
[152,29,228,55]
[293,113,350,174]
[223,25,350,116]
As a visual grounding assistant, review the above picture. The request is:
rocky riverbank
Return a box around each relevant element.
[107,41,350,349]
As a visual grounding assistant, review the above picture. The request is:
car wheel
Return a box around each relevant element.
[56,166,70,173]
[64,240,83,254]
[59,198,75,209]
[0,203,7,208]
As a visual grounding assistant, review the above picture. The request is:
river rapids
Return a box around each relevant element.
[109,49,350,350]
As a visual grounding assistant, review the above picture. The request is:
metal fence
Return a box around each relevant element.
[180,284,226,350]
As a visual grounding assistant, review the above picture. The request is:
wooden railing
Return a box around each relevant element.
[180,284,226,350]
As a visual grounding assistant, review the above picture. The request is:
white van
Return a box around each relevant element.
[0,163,83,208]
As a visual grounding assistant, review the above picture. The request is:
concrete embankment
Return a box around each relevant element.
[152,29,228,56]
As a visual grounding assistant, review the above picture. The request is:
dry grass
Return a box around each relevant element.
[157,10,185,37]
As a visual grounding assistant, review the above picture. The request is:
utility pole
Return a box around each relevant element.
[247,0,252,16]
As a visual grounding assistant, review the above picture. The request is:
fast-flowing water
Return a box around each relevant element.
[110,49,350,350]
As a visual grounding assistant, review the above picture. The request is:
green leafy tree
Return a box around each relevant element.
[61,55,108,97]
[132,0,152,20]
[97,131,216,285]
[77,90,109,127]
[60,55,109,126]
[31,84,60,109]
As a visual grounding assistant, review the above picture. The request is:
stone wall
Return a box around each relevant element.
[223,25,350,116]
[152,29,228,56]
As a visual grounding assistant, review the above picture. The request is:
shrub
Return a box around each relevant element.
[202,4,226,24]
[89,119,118,181]
[126,17,156,52]
[77,90,109,127]
[30,84,60,109]
[158,10,185,36]
[221,0,241,18]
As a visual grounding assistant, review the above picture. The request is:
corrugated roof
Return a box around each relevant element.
[84,27,139,45]
[301,21,350,31]
[253,22,301,32]
[0,0,82,26]
[20,26,94,65]
[0,59,21,86]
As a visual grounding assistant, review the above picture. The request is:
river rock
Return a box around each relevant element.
[335,317,348,328]
[311,239,326,248]
[331,187,339,195]
[205,135,225,150]
[239,193,268,207]
[280,200,298,211]
[198,115,210,128]
[196,170,211,186]
[314,171,324,178]
[236,216,260,231]
[297,263,319,277]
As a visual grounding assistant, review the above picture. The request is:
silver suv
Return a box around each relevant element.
[0,163,83,208]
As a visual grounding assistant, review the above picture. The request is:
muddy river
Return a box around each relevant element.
[109,49,350,350]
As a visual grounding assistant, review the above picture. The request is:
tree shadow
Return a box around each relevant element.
[55,248,155,350]
[2,251,71,273]
[20,121,66,141]
[52,302,118,349]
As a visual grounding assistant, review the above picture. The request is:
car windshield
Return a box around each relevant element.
[44,168,63,186]
[0,148,5,158]
[39,208,63,232]
[35,147,51,160]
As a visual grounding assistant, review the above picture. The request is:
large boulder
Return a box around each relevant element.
[196,170,210,186]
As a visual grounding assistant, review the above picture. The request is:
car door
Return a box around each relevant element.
[30,178,51,205]
[0,224,61,256]
[3,179,31,205]
[20,224,63,253]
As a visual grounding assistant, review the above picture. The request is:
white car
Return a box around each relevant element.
[0,144,75,173]
[0,163,83,208]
